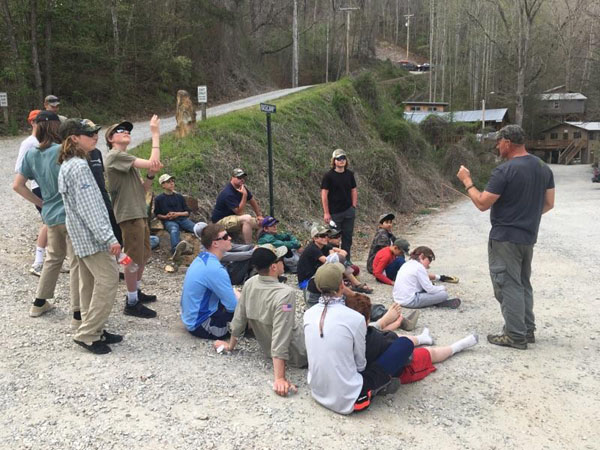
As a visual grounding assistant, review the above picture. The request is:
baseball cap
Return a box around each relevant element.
[44,95,59,105]
[326,227,341,238]
[159,174,174,184]
[315,262,345,293]
[27,110,41,123]
[59,118,101,139]
[261,216,279,227]
[494,124,525,145]
[251,244,288,269]
[311,225,329,238]
[232,168,247,178]
[332,148,346,159]
[34,111,60,123]
[105,121,133,143]
[378,213,395,223]
[193,222,208,239]
[393,238,410,253]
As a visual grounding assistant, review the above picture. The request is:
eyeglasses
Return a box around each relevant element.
[335,156,347,161]
[215,233,231,241]
[114,128,130,135]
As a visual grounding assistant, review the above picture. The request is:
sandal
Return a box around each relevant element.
[351,283,373,294]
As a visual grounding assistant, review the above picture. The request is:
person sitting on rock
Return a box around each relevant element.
[393,246,461,309]
[367,213,397,274]
[154,173,195,259]
[257,216,302,273]
[214,245,307,397]
[181,223,240,340]
[372,238,410,285]
[211,168,263,244]
[344,293,478,411]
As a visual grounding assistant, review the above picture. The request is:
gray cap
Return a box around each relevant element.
[494,124,525,145]
[193,222,208,239]
[393,238,410,253]
[232,168,246,178]
[378,213,395,223]
[44,95,59,105]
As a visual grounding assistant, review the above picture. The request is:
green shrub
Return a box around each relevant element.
[352,72,379,110]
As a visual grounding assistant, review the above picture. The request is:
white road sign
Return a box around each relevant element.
[197,86,207,103]
[0,92,7,107]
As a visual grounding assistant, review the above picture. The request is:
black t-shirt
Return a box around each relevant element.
[154,192,190,217]
[320,169,356,214]
[211,183,253,223]
[297,241,325,283]
[486,154,554,245]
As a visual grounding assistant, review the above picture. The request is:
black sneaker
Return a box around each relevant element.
[119,272,125,281]
[74,339,111,354]
[435,298,461,309]
[137,290,157,303]
[124,299,157,318]
[101,330,123,344]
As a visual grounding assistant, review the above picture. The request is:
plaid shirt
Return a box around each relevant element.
[58,157,117,257]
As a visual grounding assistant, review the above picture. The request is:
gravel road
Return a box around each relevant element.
[1,96,599,449]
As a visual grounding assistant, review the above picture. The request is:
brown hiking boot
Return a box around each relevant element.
[400,310,420,331]
[487,333,527,350]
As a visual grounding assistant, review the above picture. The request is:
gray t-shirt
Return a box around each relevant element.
[486,154,554,245]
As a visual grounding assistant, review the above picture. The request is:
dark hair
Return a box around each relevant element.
[344,291,372,324]
[200,223,225,249]
[409,246,435,261]
[35,120,62,149]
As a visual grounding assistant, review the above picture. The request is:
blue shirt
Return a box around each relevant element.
[180,252,238,331]
[19,143,65,226]
[211,183,253,223]
[154,192,190,217]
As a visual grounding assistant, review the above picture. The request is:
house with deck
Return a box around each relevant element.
[527,122,600,164]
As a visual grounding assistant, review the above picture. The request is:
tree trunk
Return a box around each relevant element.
[30,0,44,103]
[0,0,19,59]
[292,0,299,87]
[44,4,53,95]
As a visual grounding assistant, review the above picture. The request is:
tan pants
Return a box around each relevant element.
[74,251,119,345]
[36,224,80,312]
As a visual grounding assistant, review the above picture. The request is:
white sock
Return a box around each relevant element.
[136,280,141,291]
[34,247,45,265]
[450,334,479,355]
[416,327,433,346]
[127,290,138,305]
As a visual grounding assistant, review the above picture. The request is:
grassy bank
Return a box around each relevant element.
[134,67,494,240]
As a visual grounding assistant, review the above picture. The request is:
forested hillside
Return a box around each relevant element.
[1,0,599,134]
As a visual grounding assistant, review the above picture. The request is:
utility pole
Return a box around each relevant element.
[292,0,299,88]
[339,6,360,76]
[404,14,414,60]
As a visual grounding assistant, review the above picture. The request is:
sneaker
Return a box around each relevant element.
[353,390,372,412]
[487,333,527,350]
[100,330,123,344]
[124,299,157,318]
[29,263,43,277]
[435,298,461,309]
[526,331,536,344]
[172,241,189,261]
[439,275,459,283]
[137,290,157,303]
[378,378,401,396]
[400,310,420,331]
[29,301,54,317]
[74,339,111,355]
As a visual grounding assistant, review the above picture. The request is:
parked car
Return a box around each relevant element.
[417,63,431,72]
[399,60,418,71]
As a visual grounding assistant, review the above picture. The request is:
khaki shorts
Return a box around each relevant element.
[217,215,245,232]
[119,218,151,266]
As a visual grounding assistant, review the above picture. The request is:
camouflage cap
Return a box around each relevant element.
[378,213,395,223]
[332,148,347,159]
[44,95,59,105]
[258,243,288,260]
[232,168,247,178]
[311,225,329,238]
[494,124,525,145]
[59,118,101,139]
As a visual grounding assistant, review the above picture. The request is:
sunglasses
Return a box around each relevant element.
[335,156,347,161]
[82,131,99,137]
[215,233,231,241]
[114,128,130,135]
[315,234,328,238]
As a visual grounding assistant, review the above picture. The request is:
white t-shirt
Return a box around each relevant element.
[15,135,40,190]
[303,302,366,415]
[392,259,446,305]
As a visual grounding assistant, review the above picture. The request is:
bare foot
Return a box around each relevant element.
[377,303,402,328]
[382,315,403,331]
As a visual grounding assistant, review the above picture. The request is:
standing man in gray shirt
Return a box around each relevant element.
[457,125,555,350]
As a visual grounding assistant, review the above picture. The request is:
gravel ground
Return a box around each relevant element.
[1,108,599,449]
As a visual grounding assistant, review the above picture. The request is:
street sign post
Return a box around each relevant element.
[197,85,207,120]
[260,103,276,216]
[0,92,8,123]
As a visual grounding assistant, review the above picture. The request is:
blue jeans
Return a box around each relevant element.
[163,218,196,253]
[384,256,405,281]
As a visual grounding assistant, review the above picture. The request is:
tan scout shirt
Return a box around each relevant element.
[230,275,307,368]
[105,150,147,224]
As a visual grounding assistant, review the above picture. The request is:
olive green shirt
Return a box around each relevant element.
[105,149,147,224]
[230,275,307,368]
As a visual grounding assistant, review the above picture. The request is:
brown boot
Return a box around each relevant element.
[400,310,420,331]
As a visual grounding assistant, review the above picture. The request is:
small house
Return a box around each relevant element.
[403,101,449,113]
[527,122,600,164]
[538,86,586,121]
[403,108,509,130]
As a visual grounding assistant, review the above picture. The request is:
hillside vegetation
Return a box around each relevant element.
[134,66,495,239]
